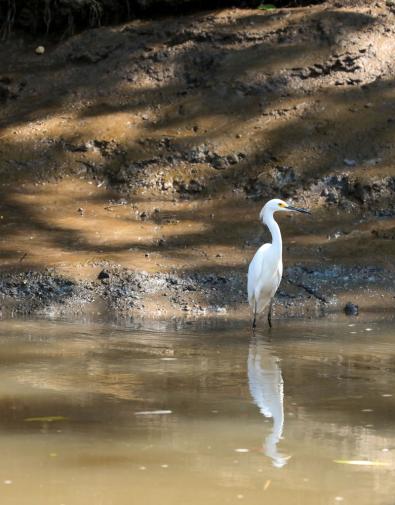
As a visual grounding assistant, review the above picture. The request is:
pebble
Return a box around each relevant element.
[35,46,45,55]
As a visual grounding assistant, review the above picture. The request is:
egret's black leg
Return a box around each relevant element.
[268,301,273,328]
[252,303,257,330]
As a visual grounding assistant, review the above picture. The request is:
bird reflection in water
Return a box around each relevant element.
[248,336,290,468]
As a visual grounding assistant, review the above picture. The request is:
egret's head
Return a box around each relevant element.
[260,198,310,222]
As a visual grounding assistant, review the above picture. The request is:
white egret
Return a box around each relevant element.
[248,198,310,329]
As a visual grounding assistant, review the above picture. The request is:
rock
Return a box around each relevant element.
[162,181,173,190]
[344,302,359,316]
[344,158,357,167]
[35,46,45,55]
[326,191,338,203]
[321,188,329,197]
[98,270,110,280]
[352,182,369,203]
[227,153,239,165]
[212,157,228,170]
[186,146,206,163]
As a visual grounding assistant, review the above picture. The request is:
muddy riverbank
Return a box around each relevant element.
[0,0,394,319]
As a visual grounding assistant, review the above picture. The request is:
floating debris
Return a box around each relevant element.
[334,459,390,466]
[263,480,271,491]
[135,410,172,416]
[234,448,249,453]
[24,416,68,423]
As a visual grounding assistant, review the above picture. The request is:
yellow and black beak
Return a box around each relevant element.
[287,205,311,214]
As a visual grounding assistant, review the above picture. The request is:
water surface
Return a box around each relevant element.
[0,318,394,505]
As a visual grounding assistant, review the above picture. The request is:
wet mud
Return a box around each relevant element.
[0,0,394,319]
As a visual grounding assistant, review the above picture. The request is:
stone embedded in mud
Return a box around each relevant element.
[344,302,359,316]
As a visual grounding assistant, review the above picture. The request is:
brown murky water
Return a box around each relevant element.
[0,318,394,505]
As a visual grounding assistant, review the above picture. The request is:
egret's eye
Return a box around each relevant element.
[278,203,286,208]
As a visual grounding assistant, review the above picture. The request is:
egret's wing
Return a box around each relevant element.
[247,243,271,305]
[274,259,283,292]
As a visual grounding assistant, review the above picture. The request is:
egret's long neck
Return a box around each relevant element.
[264,211,282,255]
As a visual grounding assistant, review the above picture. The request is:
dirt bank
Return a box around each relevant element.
[0,0,394,320]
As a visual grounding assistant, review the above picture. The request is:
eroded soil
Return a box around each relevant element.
[0,0,394,319]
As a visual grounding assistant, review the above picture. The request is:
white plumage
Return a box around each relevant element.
[247,198,310,329]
